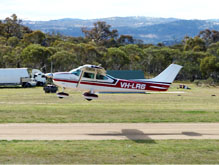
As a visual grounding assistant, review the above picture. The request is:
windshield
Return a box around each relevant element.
[106,74,115,79]
[70,69,81,76]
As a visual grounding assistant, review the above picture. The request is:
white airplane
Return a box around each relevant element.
[45,64,182,101]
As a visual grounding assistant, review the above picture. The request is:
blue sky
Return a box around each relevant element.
[0,0,218,21]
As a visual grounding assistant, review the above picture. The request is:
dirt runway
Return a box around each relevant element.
[0,123,219,140]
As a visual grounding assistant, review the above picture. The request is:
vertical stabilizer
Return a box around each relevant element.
[148,64,182,83]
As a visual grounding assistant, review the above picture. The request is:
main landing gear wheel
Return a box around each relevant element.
[57,92,69,99]
[83,92,98,101]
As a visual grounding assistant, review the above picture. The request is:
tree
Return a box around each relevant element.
[207,42,219,56]
[198,29,219,46]
[66,36,89,44]
[49,50,77,71]
[200,55,219,79]
[200,42,219,80]
[142,46,176,76]
[12,46,23,68]
[119,44,143,70]
[2,46,23,68]
[0,21,4,36]
[82,21,118,46]
[0,36,7,45]
[0,45,11,67]
[23,30,46,46]
[3,14,32,39]
[117,35,134,46]
[7,36,19,47]
[183,36,206,52]
[104,48,129,70]
[178,51,207,81]
[21,44,52,70]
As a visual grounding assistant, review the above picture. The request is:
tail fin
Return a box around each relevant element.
[148,64,182,83]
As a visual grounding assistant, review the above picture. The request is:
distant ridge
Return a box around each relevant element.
[22,16,219,44]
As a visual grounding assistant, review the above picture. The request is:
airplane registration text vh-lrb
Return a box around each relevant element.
[45,64,182,101]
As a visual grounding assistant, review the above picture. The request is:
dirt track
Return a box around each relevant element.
[0,123,219,140]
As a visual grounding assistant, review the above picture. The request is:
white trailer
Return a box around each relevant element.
[0,68,46,87]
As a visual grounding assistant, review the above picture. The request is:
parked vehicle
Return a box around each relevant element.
[31,69,47,86]
[43,85,58,93]
[0,68,46,87]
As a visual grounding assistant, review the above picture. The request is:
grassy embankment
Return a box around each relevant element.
[0,83,219,123]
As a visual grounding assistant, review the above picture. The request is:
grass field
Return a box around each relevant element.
[1,84,219,164]
[0,140,219,164]
[0,83,219,123]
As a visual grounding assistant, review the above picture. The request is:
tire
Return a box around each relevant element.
[37,82,44,86]
[43,86,50,93]
[22,82,31,88]
[26,83,31,87]
[22,82,27,88]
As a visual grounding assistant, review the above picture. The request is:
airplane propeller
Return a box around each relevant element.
[45,73,53,78]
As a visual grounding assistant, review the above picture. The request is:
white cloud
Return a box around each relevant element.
[0,0,218,20]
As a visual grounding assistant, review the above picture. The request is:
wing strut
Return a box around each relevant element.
[76,70,84,88]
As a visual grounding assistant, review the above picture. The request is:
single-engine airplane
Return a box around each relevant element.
[45,64,182,101]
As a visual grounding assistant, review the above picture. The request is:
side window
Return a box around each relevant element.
[71,69,81,76]
[96,74,108,80]
[83,72,95,79]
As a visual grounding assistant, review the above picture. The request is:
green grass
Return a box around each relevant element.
[1,85,219,164]
[0,83,219,123]
[0,140,219,164]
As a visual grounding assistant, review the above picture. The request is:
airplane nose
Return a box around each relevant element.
[45,73,53,78]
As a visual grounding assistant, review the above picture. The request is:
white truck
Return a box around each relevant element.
[0,68,46,87]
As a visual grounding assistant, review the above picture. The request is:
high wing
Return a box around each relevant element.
[79,65,106,75]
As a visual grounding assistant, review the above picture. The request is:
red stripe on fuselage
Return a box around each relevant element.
[53,78,170,91]
[118,79,169,91]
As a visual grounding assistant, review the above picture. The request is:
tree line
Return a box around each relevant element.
[1,14,219,82]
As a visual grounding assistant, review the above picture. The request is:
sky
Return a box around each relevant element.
[0,0,218,21]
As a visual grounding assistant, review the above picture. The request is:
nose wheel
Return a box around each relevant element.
[57,88,69,99]
[57,92,69,99]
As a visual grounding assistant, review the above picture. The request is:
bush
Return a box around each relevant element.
[194,77,215,87]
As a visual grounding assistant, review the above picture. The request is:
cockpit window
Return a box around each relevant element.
[83,72,95,79]
[70,69,81,76]
[96,74,108,80]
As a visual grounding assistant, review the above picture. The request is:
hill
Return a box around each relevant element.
[23,17,219,44]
